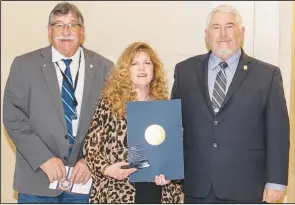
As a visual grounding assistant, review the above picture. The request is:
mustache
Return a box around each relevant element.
[55,36,75,40]
[217,38,231,43]
[218,36,232,42]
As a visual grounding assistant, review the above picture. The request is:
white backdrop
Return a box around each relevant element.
[1,1,293,203]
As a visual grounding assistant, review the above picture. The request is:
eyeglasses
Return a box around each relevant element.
[51,22,82,31]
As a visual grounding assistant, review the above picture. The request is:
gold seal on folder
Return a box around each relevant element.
[145,124,166,146]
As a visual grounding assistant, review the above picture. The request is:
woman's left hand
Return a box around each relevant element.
[154,174,171,186]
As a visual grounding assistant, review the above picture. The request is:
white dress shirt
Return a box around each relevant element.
[52,46,85,137]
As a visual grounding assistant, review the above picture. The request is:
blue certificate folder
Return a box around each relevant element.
[126,99,184,182]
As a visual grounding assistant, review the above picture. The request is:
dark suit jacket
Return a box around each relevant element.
[3,45,113,196]
[171,50,289,201]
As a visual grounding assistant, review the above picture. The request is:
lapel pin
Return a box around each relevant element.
[90,64,93,68]
[243,65,247,70]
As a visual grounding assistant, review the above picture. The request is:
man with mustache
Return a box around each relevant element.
[171,4,289,203]
[3,2,113,203]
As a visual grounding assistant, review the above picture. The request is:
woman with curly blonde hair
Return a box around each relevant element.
[83,42,182,203]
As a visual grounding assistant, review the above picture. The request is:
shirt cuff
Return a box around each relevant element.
[265,183,285,191]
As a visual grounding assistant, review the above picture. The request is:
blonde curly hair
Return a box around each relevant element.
[101,42,168,118]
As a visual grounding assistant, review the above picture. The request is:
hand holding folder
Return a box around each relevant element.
[126,99,184,182]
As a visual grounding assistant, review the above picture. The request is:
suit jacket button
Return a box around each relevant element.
[214,121,219,125]
[65,135,69,139]
[213,143,218,148]
[63,156,68,161]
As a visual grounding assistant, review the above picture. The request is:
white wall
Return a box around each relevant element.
[254,2,293,202]
[1,1,293,203]
[79,1,255,90]
[254,1,292,112]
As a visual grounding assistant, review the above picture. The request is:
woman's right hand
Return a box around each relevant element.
[104,162,137,180]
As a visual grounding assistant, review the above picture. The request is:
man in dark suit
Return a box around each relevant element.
[171,4,289,203]
[3,2,113,203]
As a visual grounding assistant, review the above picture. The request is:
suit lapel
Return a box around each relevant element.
[77,48,95,130]
[197,52,215,115]
[40,46,67,130]
[220,51,252,111]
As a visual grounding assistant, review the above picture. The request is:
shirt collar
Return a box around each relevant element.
[209,48,241,73]
[51,46,81,63]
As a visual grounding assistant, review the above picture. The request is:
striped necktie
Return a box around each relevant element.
[212,61,228,114]
[61,59,76,155]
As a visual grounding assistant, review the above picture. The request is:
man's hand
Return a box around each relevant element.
[263,187,285,203]
[70,158,91,184]
[40,157,66,183]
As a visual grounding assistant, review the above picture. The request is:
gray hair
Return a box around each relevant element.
[48,2,84,26]
[206,5,243,29]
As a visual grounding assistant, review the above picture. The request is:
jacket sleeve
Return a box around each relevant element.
[265,68,290,185]
[3,57,55,172]
[83,99,112,181]
[171,63,180,100]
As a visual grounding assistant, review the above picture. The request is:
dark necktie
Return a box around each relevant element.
[212,62,228,113]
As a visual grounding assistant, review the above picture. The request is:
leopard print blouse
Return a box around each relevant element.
[83,99,183,203]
